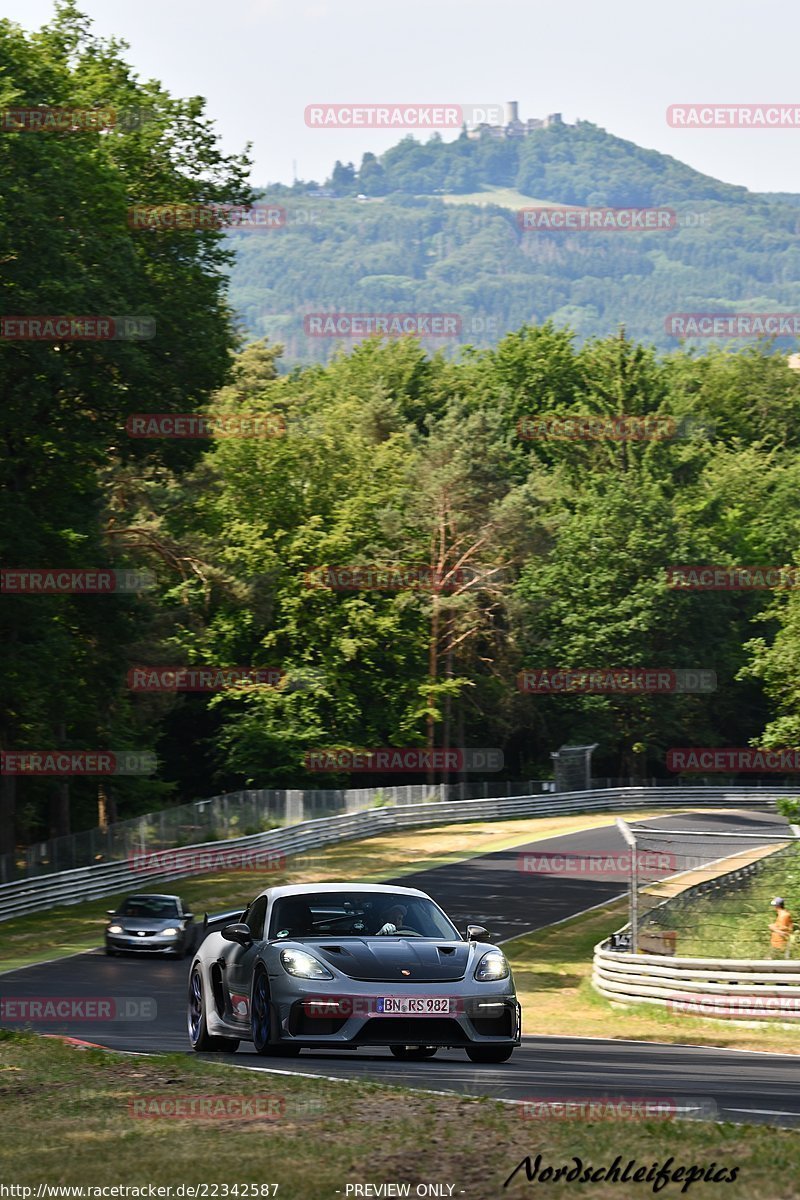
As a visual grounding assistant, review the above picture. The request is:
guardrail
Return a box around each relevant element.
[0,785,795,922]
[592,841,800,1022]
[7,778,563,882]
[10,774,796,883]
[593,944,800,1022]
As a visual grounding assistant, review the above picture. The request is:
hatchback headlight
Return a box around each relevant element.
[107,924,123,934]
[161,927,179,937]
[474,950,509,981]
[280,948,334,979]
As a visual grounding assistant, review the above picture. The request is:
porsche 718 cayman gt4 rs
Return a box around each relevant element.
[188,883,521,1062]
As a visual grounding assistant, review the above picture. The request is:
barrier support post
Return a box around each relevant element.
[616,817,638,953]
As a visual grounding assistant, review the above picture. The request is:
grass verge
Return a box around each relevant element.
[654,845,800,959]
[506,903,800,1055]
[1,1030,799,1198]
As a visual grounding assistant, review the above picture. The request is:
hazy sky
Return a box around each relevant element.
[4,0,799,194]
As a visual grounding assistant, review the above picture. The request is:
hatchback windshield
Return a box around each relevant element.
[118,896,180,919]
[269,891,459,940]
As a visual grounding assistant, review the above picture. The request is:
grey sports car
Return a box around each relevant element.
[188,882,521,1062]
[105,893,195,956]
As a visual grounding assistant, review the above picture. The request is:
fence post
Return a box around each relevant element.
[617,817,638,953]
[286,790,304,825]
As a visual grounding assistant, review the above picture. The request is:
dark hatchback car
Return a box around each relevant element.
[105,893,195,957]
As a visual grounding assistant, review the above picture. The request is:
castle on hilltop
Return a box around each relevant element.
[466,101,567,140]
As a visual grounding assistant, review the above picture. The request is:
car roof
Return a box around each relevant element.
[252,882,431,902]
[123,894,182,902]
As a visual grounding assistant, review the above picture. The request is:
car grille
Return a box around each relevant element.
[353,1018,469,1045]
[118,943,168,951]
[123,929,158,936]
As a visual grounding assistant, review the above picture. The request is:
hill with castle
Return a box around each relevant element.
[466,100,566,138]
[307,106,753,203]
[227,114,800,365]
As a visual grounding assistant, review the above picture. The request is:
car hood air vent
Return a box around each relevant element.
[314,939,469,981]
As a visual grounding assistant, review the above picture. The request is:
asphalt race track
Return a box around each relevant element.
[2,809,798,1127]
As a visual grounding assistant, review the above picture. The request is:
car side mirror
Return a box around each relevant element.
[106,910,116,917]
[221,923,253,946]
[183,913,194,922]
[466,924,490,941]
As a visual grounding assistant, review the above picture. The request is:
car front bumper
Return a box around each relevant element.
[106,932,184,953]
[265,978,521,1048]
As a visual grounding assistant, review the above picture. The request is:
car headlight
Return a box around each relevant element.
[161,927,179,937]
[280,948,334,979]
[107,925,123,934]
[474,950,509,981]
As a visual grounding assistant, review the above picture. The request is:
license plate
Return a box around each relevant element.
[375,997,451,1014]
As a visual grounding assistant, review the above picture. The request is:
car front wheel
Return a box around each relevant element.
[188,966,240,1053]
[251,969,300,1056]
[465,1045,514,1063]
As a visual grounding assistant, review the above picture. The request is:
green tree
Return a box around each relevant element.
[0,2,251,848]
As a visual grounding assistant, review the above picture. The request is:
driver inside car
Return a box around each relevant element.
[375,903,408,935]
[275,899,314,938]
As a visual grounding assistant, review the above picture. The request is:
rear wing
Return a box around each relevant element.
[202,908,245,936]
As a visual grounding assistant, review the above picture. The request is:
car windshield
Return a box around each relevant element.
[118,897,180,919]
[268,891,459,940]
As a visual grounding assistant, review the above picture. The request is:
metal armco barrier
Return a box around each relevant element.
[0,785,796,922]
[8,779,557,881]
[593,945,800,1022]
[593,841,800,1021]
